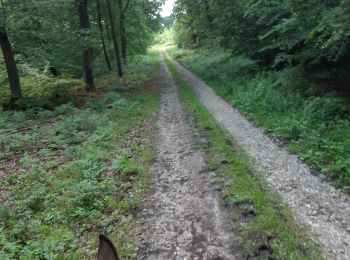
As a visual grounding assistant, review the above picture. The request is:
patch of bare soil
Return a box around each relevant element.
[164,50,350,260]
[135,56,242,259]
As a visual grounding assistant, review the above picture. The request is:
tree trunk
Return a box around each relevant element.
[104,16,111,42]
[106,0,123,77]
[96,0,112,71]
[0,27,22,104]
[203,0,212,32]
[118,0,128,64]
[120,12,127,64]
[77,0,96,91]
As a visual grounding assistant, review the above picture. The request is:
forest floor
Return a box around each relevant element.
[162,49,350,259]
[0,53,161,259]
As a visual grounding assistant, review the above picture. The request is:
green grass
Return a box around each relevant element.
[167,46,350,191]
[0,51,160,259]
[164,54,323,259]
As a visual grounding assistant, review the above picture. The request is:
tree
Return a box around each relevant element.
[0,0,164,106]
[117,0,130,64]
[106,0,123,77]
[0,27,22,104]
[0,0,22,105]
[77,0,96,91]
[96,0,112,71]
[174,0,350,75]
[124,0,163,54]
[173,0,213,48]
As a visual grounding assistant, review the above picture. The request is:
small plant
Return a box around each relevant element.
[19,152,37,169]
[54,103,76,115]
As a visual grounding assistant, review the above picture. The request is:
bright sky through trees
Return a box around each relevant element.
[161,0,175,17]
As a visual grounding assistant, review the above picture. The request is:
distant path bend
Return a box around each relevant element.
[163,50,350,260]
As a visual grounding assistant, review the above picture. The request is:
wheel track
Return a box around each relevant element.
[135,54,241,260]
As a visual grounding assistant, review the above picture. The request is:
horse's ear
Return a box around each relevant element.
[97,234,119,260]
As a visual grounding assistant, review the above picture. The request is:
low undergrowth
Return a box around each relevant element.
[167,47,350,191]
[164,54,323,259]
[0,52,160,259]
[0,51,160,109]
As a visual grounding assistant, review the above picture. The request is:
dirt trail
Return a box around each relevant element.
[135,55,241,259]
[164,50,350,259]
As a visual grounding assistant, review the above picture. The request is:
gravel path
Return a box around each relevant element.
[164,50,350,260]
[135,55,241,259]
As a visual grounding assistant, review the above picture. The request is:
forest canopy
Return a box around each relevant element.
[173,0,350,79]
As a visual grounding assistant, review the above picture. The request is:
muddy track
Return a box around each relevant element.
[135,55,242,259]
[163,50,350,260]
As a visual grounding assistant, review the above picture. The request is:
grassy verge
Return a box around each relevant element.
[167,47,350,191]
[164,54,323,259]
[0,51,160,259]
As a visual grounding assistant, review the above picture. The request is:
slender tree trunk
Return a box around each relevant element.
[104,16,111,42]
[96,0,112,71]
[117,0,128,64]
[106,0,123,77]
[0,27,22,104]
[77,0,96,91]
[120,12,127,64]
[203,0,213,32]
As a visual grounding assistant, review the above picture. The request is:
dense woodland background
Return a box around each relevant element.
[0,0,163,106]
[173,0,350,78]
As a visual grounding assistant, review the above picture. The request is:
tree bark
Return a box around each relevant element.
[77,0,96,91]
[0,27,22,104]
[106,0,123,77]
[117,0,129,64]
[96,0,112,71]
